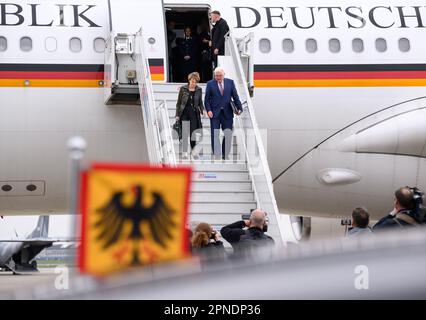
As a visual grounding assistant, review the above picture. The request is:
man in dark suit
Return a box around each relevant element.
[179,26,199,82]
[205,67,242,160]
[210,10,229,68]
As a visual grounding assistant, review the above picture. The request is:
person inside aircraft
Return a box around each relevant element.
[175,72,205,160]
[173,37,184,82]
[210,10,229,68]
[347,207,373,238]
[373,187,422,231]
[167,20,177,81]
[179,27,200,82]
[199,20,212,82]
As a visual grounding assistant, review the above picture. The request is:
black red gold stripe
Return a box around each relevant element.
[254,64,426,87]
[148,58,165,81]
[0,59,164,87]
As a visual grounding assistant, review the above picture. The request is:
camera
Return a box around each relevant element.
[210,230,217,240]
[341,219,352,226]
[242,211,269,232]
[408,187,426,223]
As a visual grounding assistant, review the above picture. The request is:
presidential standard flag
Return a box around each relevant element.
[78,163,192,276]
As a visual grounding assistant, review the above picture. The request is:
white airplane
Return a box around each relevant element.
[0,215,74,273]
[1,0,425,237]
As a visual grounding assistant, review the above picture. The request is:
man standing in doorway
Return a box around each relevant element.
[210,10,229,68]
[205,67,242,160]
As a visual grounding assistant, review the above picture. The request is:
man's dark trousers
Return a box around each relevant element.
[211,109,233,159]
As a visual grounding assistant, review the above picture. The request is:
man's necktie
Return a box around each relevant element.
[219,81,224,96]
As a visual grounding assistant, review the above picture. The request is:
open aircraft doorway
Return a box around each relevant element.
[165,4,212,83]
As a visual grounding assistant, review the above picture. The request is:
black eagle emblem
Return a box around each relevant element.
[95,185,175,265]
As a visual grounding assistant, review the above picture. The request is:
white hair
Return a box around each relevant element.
[214,67,225,75]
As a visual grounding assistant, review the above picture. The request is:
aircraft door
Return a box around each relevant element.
[108,0,167,81]
[236,33,254,96]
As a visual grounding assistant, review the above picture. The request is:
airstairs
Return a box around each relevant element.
[104,29,288,245]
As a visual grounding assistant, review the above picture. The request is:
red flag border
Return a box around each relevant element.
[78,163,193,275]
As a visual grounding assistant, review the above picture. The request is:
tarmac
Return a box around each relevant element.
[0,268,75,299]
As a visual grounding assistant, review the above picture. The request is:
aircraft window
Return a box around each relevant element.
[1,185,12,192]
[375,38,387,53]
[70,37,82,53]
[329,38,341,53]
[45,37,57,52]
[352,38,364,53]
[94,37,106,53]
[20,37,32,52]
[398,38,410,52]
[306,39,317,53]
[0,36,6,51]
[259,38,271,53]
[282,39,294,53]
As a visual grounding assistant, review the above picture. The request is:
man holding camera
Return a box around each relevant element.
[347,207,373,237]
[373,187,422,230]
[220,209,274,255]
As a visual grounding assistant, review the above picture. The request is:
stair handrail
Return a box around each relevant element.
[156,100,177,165]
[224,33,285,244]
[134,28,163,164]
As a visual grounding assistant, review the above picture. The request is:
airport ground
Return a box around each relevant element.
[0,217,366,299]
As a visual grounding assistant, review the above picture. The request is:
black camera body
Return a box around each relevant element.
[341,219,352,226]
[409,187,426,223]
[242,212,269,232]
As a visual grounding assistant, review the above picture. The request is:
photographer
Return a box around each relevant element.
[347,207,373,238]
[191,222,225,260]
[373,187,422,231]
[220,209,274,256]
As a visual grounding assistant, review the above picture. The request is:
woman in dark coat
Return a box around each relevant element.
[175,72,205,159]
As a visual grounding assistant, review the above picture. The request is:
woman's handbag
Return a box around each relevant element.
[201,49,211,63]
[172,120,182,141]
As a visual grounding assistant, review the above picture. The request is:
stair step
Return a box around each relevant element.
[181,159,247,165]
[170,121,212,129]
[176,149,239,156]
[174,142,238,151]
[190,191,254,202]
[191,181,252,192]
[189,202,256,214]
[192,171,249,181]
[190,163,247,171]
[189,214,248,225]
[177,156,246,163]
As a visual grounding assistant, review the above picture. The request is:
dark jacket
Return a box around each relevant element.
[192,241,226,261]
[221,220,274,254]
[179,36,199,62]
[175,85,205,127]
[204,78,242,120]
[211,18,229,55]
[373,209,421,231]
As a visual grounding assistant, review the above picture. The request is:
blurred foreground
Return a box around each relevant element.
[1,227,426,300]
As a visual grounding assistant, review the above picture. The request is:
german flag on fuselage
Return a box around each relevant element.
[254,63,426,87]
[0,58,164,87]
